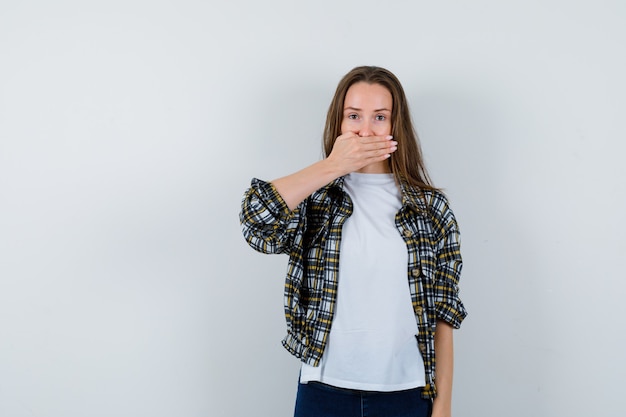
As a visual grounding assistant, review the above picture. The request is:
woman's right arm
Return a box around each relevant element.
[239,162,340,255]
[272,132,397,210]
[240,133,397,253]
[271,159,343,211]
[239,160,341,255]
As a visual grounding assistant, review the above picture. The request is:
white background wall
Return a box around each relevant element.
[1,1,624,416]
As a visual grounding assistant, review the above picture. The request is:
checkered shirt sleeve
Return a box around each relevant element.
[239,178,300,255]
[428,193,466,328]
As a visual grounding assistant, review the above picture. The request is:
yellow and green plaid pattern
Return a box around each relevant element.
[240,177,467,399]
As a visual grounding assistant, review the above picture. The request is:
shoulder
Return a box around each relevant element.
[422,189,452,216]
[420,188,459,236]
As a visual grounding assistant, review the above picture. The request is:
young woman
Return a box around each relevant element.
[240,66,467,417]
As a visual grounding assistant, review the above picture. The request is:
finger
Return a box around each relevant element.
[362,138,398,151]
[357,136,395,148]
[358,134,394,142]
[337,132,360,141]
[362,142,398,160]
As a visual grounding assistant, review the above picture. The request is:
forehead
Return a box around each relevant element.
[344,82,392,108]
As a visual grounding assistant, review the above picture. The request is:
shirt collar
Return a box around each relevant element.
[328,176,345,190]
[329,175,427,213]
[399,179,428,213]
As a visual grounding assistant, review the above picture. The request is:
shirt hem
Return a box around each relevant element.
[299,373,426,393]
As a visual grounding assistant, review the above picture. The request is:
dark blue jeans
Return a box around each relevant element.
[294,382,432,417]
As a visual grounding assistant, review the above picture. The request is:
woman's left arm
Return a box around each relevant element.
[430,192,467,417]
[431,320,454,417]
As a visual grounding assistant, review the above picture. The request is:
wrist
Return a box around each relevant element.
[319,157,348,180]
[432,396,452,417]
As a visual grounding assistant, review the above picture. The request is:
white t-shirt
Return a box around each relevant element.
[300,172,425,391]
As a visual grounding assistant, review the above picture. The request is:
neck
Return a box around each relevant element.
[356,160,392,174]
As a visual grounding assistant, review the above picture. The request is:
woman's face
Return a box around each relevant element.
[341,82,392,137]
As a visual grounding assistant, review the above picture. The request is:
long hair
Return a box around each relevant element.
[323,66,437,191]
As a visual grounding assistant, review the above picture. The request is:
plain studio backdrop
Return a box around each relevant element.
[1,1,625,416]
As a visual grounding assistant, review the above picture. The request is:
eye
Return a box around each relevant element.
[347,113,359,120]
[375,114,387,121]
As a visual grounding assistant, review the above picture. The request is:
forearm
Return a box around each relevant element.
[432,320,454,417]
[271,159,343,211]
[272,132,398,210]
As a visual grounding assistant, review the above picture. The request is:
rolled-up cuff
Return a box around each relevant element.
[435,301,467,329]
[250,178,292,220]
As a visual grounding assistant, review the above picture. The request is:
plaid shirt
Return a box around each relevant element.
[240,177,467,399]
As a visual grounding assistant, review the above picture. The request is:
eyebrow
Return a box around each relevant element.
[344,106,391,112]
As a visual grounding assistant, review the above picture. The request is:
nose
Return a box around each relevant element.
[358,119,373,137]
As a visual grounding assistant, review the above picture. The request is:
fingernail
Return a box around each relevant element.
[386,135,393,140]
[391,141,398,146]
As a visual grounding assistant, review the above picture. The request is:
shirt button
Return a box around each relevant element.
[415,306,423,315]
[418,343,427,354]
[403,229,413,238]
[411,268,421,277]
